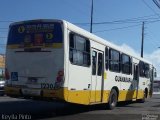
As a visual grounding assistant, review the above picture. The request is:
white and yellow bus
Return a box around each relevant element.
[5,19,155,109]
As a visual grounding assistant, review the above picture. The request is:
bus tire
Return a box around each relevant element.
[107,89,118,110]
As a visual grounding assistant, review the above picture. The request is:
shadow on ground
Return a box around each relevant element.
[0,98,141,120]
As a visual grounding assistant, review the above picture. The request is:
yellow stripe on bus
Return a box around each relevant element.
[5,86,145,105]
[7,43,63,49]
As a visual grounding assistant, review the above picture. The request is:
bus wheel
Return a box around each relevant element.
[107,89,118,110]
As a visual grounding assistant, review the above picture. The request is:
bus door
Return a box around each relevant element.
[133,63,139,99]
[90,49,104,103]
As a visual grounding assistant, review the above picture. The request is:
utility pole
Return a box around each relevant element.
[90,0,93,33]
[141,22,145,58]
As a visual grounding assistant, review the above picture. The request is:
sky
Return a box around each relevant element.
[0,0,160,77]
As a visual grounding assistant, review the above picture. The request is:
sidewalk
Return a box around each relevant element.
[153,92,160,94]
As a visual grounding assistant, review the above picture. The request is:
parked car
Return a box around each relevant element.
[0,80,5,96]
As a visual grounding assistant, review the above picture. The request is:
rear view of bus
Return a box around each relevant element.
[5,20,65,100]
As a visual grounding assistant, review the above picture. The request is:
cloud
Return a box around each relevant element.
[144,50,160,65]
[119,43,140,57]
[144,50,160,78]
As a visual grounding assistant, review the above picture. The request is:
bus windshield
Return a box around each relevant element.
[7,21,63,50]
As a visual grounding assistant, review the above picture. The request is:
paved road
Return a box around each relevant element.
[0,94,159,120]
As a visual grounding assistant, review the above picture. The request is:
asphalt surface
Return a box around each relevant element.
[0,94,159,120]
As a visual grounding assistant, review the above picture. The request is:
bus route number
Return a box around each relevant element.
[41,83,54,89]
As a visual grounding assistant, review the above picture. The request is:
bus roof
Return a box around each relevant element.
[64,20,152,65]
[9,19,63,27]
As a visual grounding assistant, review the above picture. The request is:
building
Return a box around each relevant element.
[153,78,160,93]
[0,54,5,80]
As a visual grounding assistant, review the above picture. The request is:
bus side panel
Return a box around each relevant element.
[119,58,138,101]
[67,58,91,104]
[106,72,121,100]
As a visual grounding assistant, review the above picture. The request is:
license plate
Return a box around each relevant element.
[22,89,41,96]
[27,77,38,84]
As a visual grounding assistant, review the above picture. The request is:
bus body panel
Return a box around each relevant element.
[6,49,64,87]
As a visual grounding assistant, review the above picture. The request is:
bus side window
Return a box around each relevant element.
[69,33,74,48]
[109,49,120,72]
[134,64,137,80]
[144,63,149,78]
[105,47,108,70]
[69,33,74,63]
[139,61,149,78]
[92,51,97,75]
[139,61,144,77]
[130,57,133,75]
[98,53,103,76]
[121,54,131,75]
[69,32,91,67]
